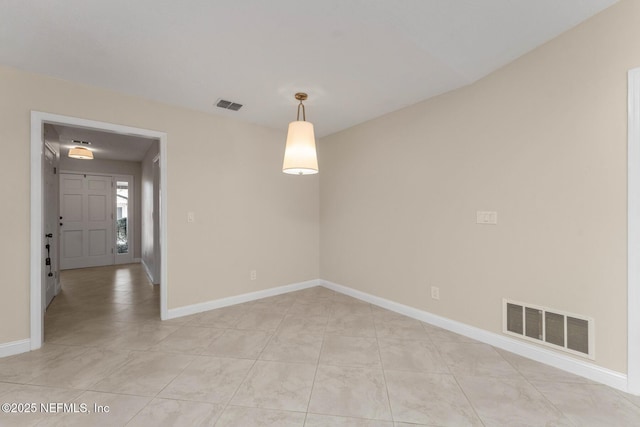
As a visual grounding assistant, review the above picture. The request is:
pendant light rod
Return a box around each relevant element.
[295,92,307,121]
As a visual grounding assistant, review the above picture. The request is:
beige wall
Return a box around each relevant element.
[319,0,640,373]
[0,65,319,344]
[58,156,143,259]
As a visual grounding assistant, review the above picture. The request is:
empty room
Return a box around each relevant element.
[1,0,640,425]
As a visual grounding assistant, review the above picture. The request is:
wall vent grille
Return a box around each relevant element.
[503,298,594,359]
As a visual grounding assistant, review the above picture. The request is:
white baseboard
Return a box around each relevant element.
[321,279,629,394]
[0,339,31,358]
[140,259,157,285]
[133,258,141,263]
[166,279,320,320]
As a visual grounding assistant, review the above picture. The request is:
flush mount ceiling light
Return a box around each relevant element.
[282,92,318,175]
[68,146,94,160]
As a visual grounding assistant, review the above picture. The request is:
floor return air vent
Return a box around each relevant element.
[503,299,594,359]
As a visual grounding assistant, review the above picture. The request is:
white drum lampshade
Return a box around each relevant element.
[282,120,318,175]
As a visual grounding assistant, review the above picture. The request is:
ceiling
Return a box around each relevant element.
[47,124,156,162]
[1,0,618,137]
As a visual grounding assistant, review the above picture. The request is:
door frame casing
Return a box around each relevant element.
[628,67,640,394]
[43,142,60,308]
[30,111,169,350]
[149,154,161,283]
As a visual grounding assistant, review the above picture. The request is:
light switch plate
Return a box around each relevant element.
[477,211,497,225]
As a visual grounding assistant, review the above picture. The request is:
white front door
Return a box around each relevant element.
[60,174,114,269]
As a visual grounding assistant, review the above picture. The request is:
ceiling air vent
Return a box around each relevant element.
[216,99,243,111]
[503,298,594,359]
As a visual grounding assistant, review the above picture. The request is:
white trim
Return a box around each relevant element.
[30,113,44,350]
[0,339,32,358]
[133,258,142,263]
[152,155,162,288]
[321,279,628,393]
[166,279,320,320]
[158,147,168,320]
[59,170,117,177]
[140,258,156,284]
[628,67,640,395]
[30,111,169,351]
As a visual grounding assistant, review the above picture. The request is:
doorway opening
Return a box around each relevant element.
[30,112,168,350]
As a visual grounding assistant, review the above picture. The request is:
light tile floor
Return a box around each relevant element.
[1,264,639,426]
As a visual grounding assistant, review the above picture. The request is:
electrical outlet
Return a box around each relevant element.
[431,286,440,300]
[187,212,195,223]
[250,270,257,281]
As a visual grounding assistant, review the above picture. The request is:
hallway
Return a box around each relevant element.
[45,264,162,346]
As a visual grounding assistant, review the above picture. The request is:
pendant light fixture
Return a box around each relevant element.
[68,146,94,160]
[282,92,318,175]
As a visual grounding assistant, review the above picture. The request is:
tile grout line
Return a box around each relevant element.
[303,329,326,426]
[497,350,579,427]
[419,320,488,427]
[296,292,330,425]
[51,265,194,425]
[145,316,260,421]
[210,298,294,422]
[372,307,396,424]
